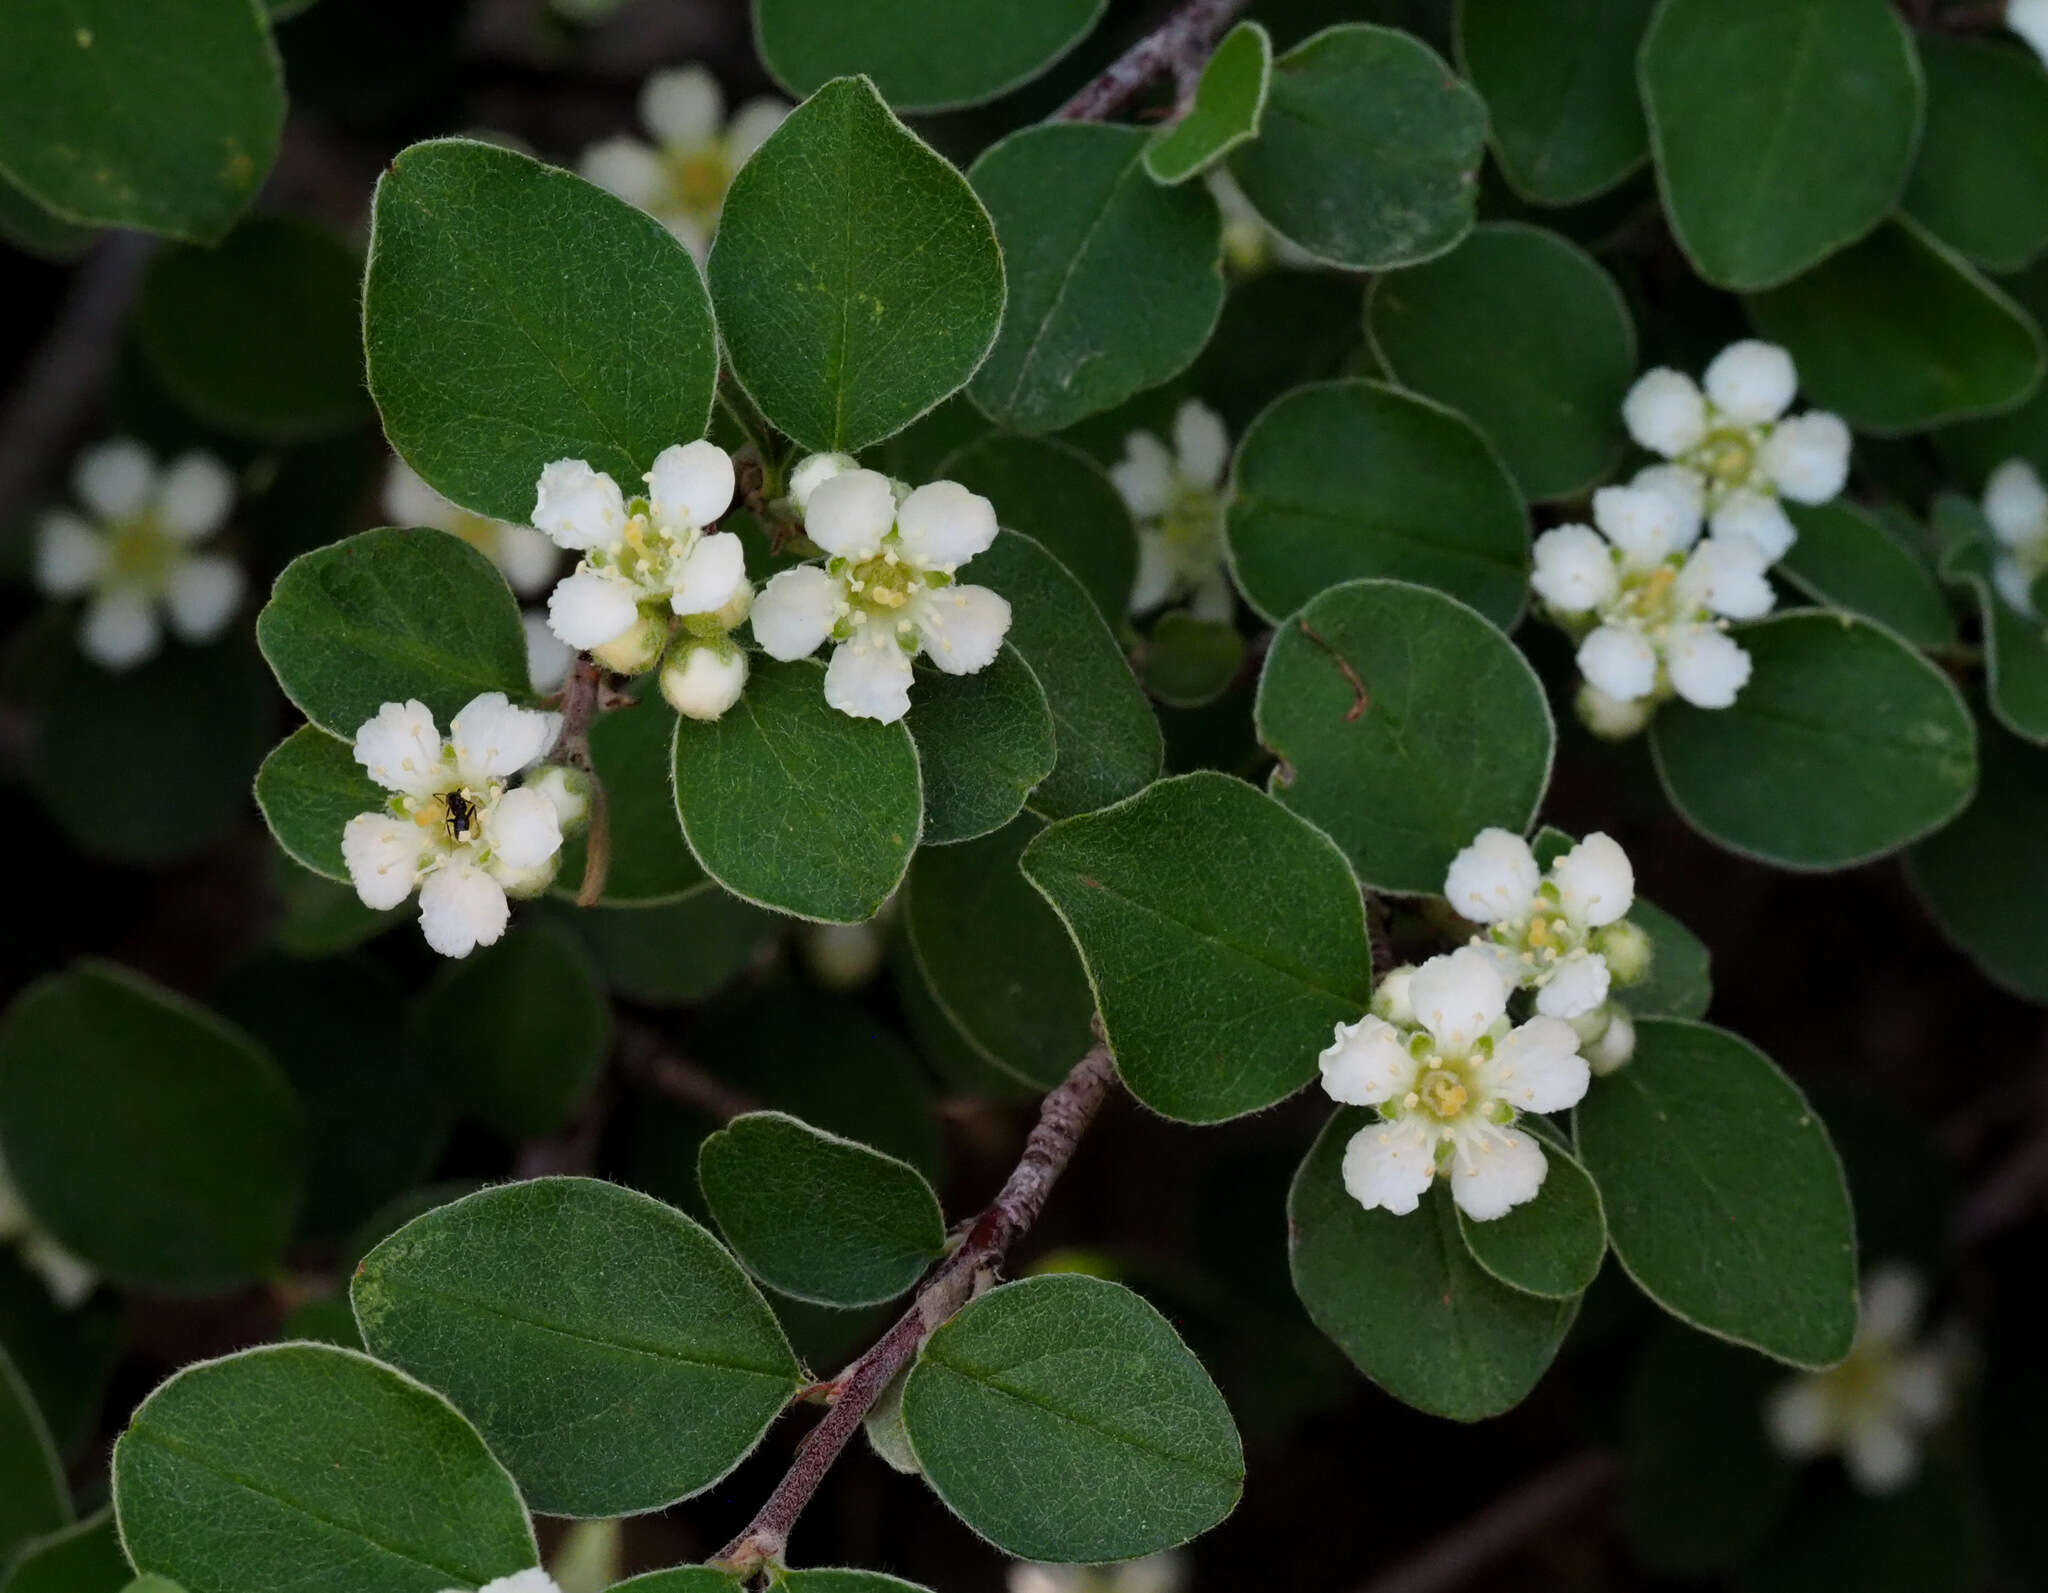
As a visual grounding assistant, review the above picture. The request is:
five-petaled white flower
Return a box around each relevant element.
[385,457,559,600]
[535,441,749,666]
[0,1150,98,1309]
[2009,0,2048,70]
[1444,828,1646,1021]
[1320,947,1590,1222]
[1009,1554,1186,1593]
[1764,1265,1959,1495]
[1622,339,1850,562]
[579,65,787,261]
[1533,471,1776,731]
[34,438,244,671]
[342,693,566,958]
[1112,399,1235,622]
[1982,458,2048,617]
[750,466,1012,723]
[438,1572,563,1593]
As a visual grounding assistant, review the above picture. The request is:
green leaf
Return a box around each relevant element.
[1907,715,2048,1004]
[1745,218,2045,435]
[257,527,532,740]
[365,137,718,524]
[1455,1129,1606,1301]
[1903,36,2048,275]
[1935,499,2048,745]
[778,1573,935,1593]
[699,1112,946,1306]
[1226,379,1530,630]
[971,529,1163,818]
[709,77,1004,454]
[1639,0,1923,291]
[406,921,610,1141]
[0,1258,125,1457]
[1573,1019,1857,1366]
[934,433,1137,625]
[1289,1114,1578,1419]
[1139,613,1244,710]
[1256,579,1553,894]
[352,1178,802,1518]
[254,726,386,884]
[752,0,1105,112]
[1454,0,1657,206]
[1367,223,1636,500]
[968,123,1223,435]
[0,0,282,243]
[560,890,777,1007]
[114,1343,538,1593]
[0,171,93,260]
[0,1348,67,1565]
[671,656,920,923]
[269,863,402,957]
[1779,500,1959,652]
[134,216,369,444]
[1226,23,1487,270]
[0,963,304,1293]
[1935,258,2048,483]
[121,1579,188,1593]
[2,1511,127,1593]
[1021,771,1374,1122]
[609,1572,742,1593]
[903,816,1096,1089]
[1531,829,1713,1021]
[1650,611,1977,869]
[907,648,1056,846]
[1144,22,1273,185]
[901,1274,1242,1562]
[562,699,707,905]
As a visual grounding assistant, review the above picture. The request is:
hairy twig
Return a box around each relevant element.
[617,1018,761,1123]
[714,1044,1119,1577]
[1055,0,1252,122]
[1352,1450,1618,1593]
[552,655,613,906]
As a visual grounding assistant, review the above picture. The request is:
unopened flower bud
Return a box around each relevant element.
[526,765,591,834]
[1584,1005,1636,1076]
[492,853,562,900]
[661,640,749,721]
[1370,965,1417,1027]
[684,579,754,639]
[589,611,668,675]
[1595,918,1653,986]
[1575,680,1654,742]
[801,919,886,989]
[789,451,858,511]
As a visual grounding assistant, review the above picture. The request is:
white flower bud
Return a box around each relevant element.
[660,641,750,720]
[1370,965,1416,1026]
[1595,919,1653,986]
[1575,681,1654,741]
[788,451,859,511]
[525,765,592,833]
[801,920,887,989]
[1583,1005,1636,1076]
[589,612,669,675]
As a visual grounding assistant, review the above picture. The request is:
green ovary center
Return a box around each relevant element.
[664,143,732,216]
[1691,426,1757,491]
[1161,484,1223,556]
[105,516,176,590]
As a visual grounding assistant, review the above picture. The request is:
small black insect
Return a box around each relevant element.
[443,790,477,843]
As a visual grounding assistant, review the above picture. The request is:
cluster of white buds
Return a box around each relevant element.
[2010,0,2048,70]
[342,693,586,958]
[579,65,787,261]
[751,456,1013,724]
[1982,458,2048,617]
[534,441,754,721]
[33,439,244,671]
[1319,946,1592,1222]
[1009,1555,1186,1593]
[0,1151,97,1309]
[1112,399,1235,622]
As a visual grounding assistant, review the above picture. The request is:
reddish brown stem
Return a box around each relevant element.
[1055,0,1252,122]
[617,1019,762,1123]
[552,655,613,907]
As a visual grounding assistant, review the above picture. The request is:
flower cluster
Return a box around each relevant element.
[1982,458,2048,617]
[579,65,787,260]
[342,692,581,958]
[33,439,244,671]
[0,1151,97,1309]
[1319,947,1591,1222]
[752,458,1013,724]
[1112,399,1235,622]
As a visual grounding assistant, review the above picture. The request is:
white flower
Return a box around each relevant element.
[1114,400,1235,622]
[578,64,788,260]
[1320,948,1589,1222]
[1983,458,2048,617]
[342,693,566,957]
[1621,340,1850,559]
[1009,1554,1186,1593]
[33,439,244,671]
[1443,828,1642,1021]
[0,1153,98,1309]
[751,468,1011,723]
[385,458,558,599]
[2010,0,2048,69]
[1764,1265,1959,1495]
[533,443,747,658]
[439,1572,563,1593]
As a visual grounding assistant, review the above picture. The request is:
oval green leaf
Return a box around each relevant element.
[1139,612,1243,710]
[254,726,386,885]
[564,889,777,1007]
[908,647,1056,846]
[561,698,707,905]
[4,1510,128,1593]
[1903,36,2048,275]
[1144,21,1273,185]
[1932,496,2048,746]
[1455,1128,1606,1301]
[1779,500,1958,652]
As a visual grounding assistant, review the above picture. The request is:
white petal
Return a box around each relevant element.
[1704,340,1798,425]
[1632,463,1707,546]
[646,439,736,531]
[1448,1123,1548,1222]
[1111,432,1176,519]
[1551,831,1634,927]
[1575,681,1654,741]
[156,452,236,539]
[495,525,560,598]
[1340,1119,1437,1217]
[450,691,561,782]
[1129,531,1178,613]
[1994,554,2039,616]
[1481,1016,1591,1112]
[1859,1266,1924,1349]
[1584,1005,1636,1075]
[578,137,667,210]
[1764,1378,1837,1457]
[1593,481,1698,568]
[547,569,641,650]
[354,699,447,796]
[824,633,915,723]
[72,438,156,521]
[34,513,107,597]
[487,785,562,870]
[661,643,750,720]
[342,813,429,909]
[896,480,999,570]
[641,64,722,148]
[1666,624,1752,709]
[533,460,628,551]
[383,457,453,530]
[79,591,160,670]
[1710,491,1798,562]
[1985,458,2048,549]
[523,612,573,692]
[1318,1015,1417,1107]
[1530,524,1618,614]
[1172,399,1230,489]
[1443,828,1540,925]
[162,555,245,641]
[1889,1350,1953,1427]
[667,210,713,262]
[1577,625,1657,702]
[668,530,748,615]
[1675,536,1774,621]
[751,564,843,659]
[2012,0,2048,66]
[911,583,1010,675]
[417,859,510,958]
[805,469,897,558]
[1189,568,1236,624]
[1763,412,1851,504]
[725,97,789,166]
[1409,946,1509,1058]
[19,1234,97,1311]
[1622,369,1706,457]
[789,452,858,511]
[1535,954,1612,1020]
[1842,1414,1918,1495]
